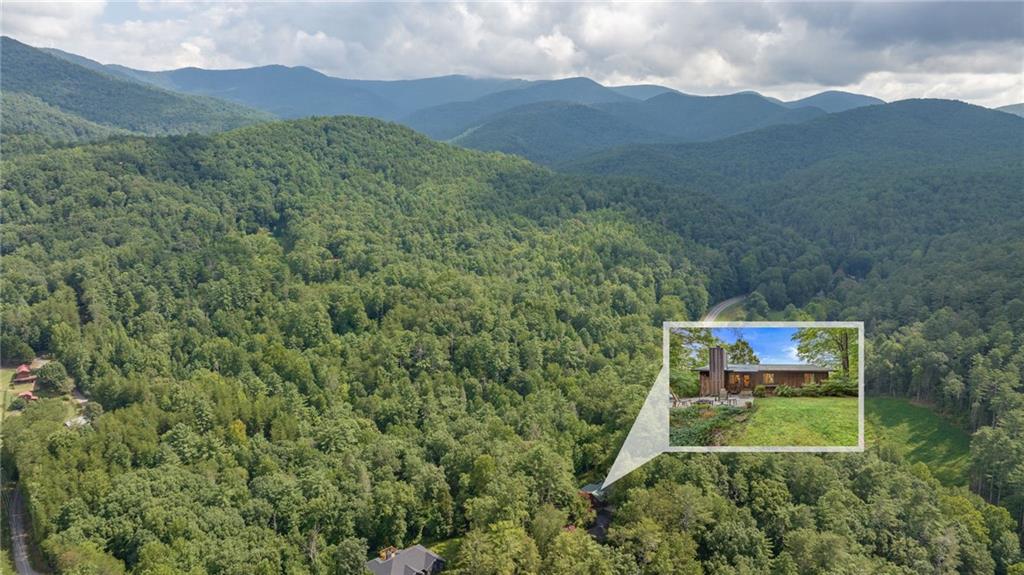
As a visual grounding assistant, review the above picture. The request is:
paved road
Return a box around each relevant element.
[703,295,746,321]
[7,486,42,575]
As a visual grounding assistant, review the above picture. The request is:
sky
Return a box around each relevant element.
[2,2,1022,107]
[712,328,803,364]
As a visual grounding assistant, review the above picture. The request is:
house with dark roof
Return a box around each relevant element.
[695,347,830,396]
[366,545,444,575]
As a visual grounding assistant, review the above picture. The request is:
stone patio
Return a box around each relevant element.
[672,395,754,408]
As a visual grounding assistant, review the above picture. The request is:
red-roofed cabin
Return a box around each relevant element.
[17,391,37,401]
[12,364,37,384]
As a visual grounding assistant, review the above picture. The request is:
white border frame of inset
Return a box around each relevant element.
[663,321,865,453]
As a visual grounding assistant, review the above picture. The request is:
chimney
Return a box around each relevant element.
[709,347,726,396]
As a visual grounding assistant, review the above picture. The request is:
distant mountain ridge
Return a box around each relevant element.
[782,90,884,113]
[565,97,1024,227]
[26,35,1024,173]
[2,36,270,138]
[436,90,829,163]
[401,77,634,139]
[450,101,673,164]
[997,103,1024,117]
[37,38,890,126]
[41,45,533,120]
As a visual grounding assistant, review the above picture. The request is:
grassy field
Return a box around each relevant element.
[727,397,859,446]
[866,397,970,485]
[426,536,462,563]
[670,397,858,447]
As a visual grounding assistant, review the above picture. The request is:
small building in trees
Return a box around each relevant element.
[366,545,445,575]
[11,364,37,385]
[579,483,606,507]
[695,347,830,396]
[17,391,37,401]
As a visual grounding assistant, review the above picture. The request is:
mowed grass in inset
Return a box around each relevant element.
[866,397,970,486]
[726,397,859,446]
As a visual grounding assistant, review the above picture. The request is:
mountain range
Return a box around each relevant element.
[4,35,1017,168]
[8,36,889,161]
[1,36,270,141]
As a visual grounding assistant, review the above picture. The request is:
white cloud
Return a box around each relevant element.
[1,1,1020,106]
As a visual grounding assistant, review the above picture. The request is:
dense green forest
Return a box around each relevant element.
[565,99,1024,541]
[450,102,671,165]
[0,92,128,154]
[2,110,1023,574]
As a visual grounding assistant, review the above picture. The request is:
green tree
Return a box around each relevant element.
[35,361,72,394]
[793,327,857,374]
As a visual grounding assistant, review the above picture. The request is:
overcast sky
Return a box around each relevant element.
[3,2,1022,107]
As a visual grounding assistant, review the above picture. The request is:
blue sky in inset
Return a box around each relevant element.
[711,327,804,364]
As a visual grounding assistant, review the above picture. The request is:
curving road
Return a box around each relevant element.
[7,486,42,575]
[703,295,746,321]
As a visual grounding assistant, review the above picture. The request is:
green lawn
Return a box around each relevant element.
[866,397,970,486]
[426,536,462,563]
[727,397,859,447]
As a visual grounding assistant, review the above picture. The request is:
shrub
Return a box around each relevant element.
[776,385,802,397]
[8,396,27,411]
[670,405,745,445]
[83,401,104,422]
[821,375,858,396]
[753,385,768,398]
[776,377,857,398]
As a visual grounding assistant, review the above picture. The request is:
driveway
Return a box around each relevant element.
[703,295,746,321]
[7,486,42,575]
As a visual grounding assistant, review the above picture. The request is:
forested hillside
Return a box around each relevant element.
[564,98,1024,539]
[446,92,828,163]
[4,116,1021,574]
[596,91,827,142]
[450,102,672,165]
[0,92,128,154]
[0,37,270,137]
[402,77,633,140]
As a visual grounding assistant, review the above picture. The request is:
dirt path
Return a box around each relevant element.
[703,295,746,321]
[7,486,42,575]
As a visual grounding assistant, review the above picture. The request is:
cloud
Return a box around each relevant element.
[1,1,1020,106]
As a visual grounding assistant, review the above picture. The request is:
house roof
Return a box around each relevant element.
[693,363,831,372]
[365,545,444,575]
[581,483,606,500]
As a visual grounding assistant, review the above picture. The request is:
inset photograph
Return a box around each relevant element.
[668,323,862,449]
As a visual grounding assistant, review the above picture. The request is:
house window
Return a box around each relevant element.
[763,373,774,384]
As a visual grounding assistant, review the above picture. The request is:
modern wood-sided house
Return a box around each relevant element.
[694,347,831,396]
